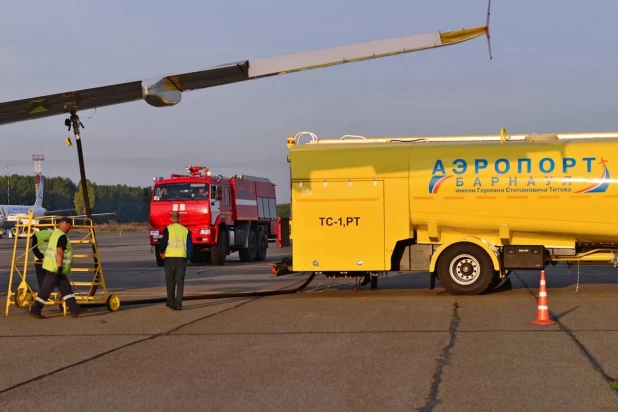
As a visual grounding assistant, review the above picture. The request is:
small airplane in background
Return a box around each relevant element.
[0,1,491,126]
[0,175,117,238]
[0,176,74,234]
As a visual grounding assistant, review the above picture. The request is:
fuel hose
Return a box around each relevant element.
[83,272,315,309]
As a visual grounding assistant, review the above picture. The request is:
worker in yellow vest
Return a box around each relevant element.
[32,227,53,290]
[159,211,193,310]
[29,217,83,319]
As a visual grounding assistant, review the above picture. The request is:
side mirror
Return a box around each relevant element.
[143,187,151,203]
[216,186,223,201]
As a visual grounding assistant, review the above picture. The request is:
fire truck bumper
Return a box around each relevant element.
[192,228,214,244]
[149,228,214,246]
[149,229,163,245]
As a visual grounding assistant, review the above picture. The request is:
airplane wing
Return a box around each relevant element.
[44,208,75,215]
[66,211,116,219]
[0,2,491,126]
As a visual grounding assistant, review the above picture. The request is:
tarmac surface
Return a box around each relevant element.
[1,231,618,411]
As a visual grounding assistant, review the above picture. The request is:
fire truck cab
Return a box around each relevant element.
[145,166,278,266]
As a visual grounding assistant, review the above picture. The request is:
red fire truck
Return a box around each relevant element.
[145,166,278,266]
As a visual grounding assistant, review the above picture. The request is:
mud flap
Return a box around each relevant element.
[277,217,291,248]
[271,257,293,277]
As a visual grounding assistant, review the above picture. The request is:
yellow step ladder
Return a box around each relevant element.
[4,210,120,316]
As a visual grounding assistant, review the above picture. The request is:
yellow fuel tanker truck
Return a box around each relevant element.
[273,129,618,295]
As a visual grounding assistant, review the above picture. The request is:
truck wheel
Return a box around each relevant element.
[211,230,227,265]
[255,231,268,261]
[239,230,257,262]
[436,242,495,295]
[190,248,210,264]
[155,245,164,267]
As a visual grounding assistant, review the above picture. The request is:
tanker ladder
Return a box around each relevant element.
[4,210,120,316]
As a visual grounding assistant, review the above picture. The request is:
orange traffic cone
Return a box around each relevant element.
[531,270,556,326]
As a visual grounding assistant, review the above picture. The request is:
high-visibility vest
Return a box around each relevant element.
[165,223,188,258]
[42,229,73,274]
[34,229,52,261]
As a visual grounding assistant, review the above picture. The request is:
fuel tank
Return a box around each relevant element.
[287,133,618,271]
[410,136,618,245]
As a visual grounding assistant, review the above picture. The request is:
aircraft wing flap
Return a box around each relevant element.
[247,26,487,78]
[173,60,250,91]
[0,81,143,126]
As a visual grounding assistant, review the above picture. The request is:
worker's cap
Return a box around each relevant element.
[58,217,71,224]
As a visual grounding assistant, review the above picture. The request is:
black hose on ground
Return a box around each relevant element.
[84,273,315,309]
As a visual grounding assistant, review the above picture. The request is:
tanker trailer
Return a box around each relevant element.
[276,130,618,295]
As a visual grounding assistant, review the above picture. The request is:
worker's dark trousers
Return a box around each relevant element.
[164,257,187,308]
[34,262,47,290]
[31,270,80,314]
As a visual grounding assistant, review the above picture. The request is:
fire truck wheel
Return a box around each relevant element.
[436,242,495,295]
[255,231,268,261]
[190,248,210,264]
[239,230,257,262]
[211,230,227,265]
[155,246,164,267]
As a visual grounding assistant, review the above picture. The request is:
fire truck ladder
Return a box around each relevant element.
[4,210,120,316]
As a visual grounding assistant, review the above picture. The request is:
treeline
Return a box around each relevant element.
[276,203,290,218]
[0,174,149,223]
[0,174,292,223]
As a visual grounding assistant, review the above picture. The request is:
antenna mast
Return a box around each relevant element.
[32,153,44,195]
[6,164,9,205]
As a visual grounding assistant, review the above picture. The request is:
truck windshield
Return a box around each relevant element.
[153,183,209,201]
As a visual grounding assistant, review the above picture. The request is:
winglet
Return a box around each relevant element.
[486,0,493,61]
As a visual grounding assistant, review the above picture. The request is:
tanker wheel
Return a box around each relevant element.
[239,229,257,262]
[436,242,495,295]
[255,230,268,262]
[211,230,227,265]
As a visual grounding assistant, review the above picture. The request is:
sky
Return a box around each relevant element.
[1,0,617,203]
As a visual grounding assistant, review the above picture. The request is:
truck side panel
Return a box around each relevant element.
[408,138,618,246]
[289,143,411,272]
[291,179,385,271]
[230,179,259,221]
[255,181,276,198]
[383,177,412,269]
[255,181,277,222]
